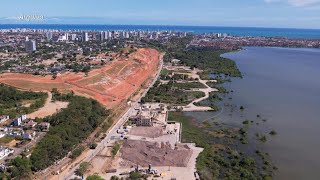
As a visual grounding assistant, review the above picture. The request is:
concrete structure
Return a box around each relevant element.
[0,115,9,123]
[23,120,37,128]
[130,111,155,126]
[13,118,21,126]
[25,38,36,53]
[46,32,53,40]
[0,127,8,138]
[13,115,27,126]
[0,147,14,160]
[125,31,130,39]
[105,31,112,39]
[82,32,89,42]
[70,34,77,41]
[22,131,36,140]
[97,31,105,41]
[39,122,50,131]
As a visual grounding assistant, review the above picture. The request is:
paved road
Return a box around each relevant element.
[64,54,164,180]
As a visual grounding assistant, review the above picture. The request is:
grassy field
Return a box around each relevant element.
[174,82,206,89]
[0,136,14,145]
[142,82,205,106]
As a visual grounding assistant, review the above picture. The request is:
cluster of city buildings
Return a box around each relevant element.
[0,28,188,50]
[189,33,320,50]
[0,114,50,141]
[0,114,49,161]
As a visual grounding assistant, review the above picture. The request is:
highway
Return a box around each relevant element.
[64,54,163,180]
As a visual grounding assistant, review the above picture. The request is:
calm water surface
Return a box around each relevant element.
[0,24,320,38]
[186,47,320,180]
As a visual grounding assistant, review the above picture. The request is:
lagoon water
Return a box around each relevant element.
[186,47,320,179]
[223,47,320,180]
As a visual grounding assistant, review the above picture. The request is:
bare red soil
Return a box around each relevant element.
[0,48,160,108]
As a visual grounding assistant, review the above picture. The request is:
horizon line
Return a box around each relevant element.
[0,23,320,31]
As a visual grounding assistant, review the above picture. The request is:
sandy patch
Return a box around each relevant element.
[128,126,163,138]
[27,92,69,119]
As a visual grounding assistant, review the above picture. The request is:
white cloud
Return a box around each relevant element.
[264,0,320,7]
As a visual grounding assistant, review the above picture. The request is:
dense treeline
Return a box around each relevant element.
[0,84,47,118]
[0,88,110,179]
[30,92,109,171]
[173,49,242,77]
[148,36,242,78]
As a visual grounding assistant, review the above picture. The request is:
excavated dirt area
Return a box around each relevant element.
[120,140,192,167]
[128,126,163,138]
[0,48,160,109]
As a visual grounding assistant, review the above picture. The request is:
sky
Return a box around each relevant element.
[0,0,320,29]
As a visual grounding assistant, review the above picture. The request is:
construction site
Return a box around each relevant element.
[0,48,160,109]
[85,102,203,180]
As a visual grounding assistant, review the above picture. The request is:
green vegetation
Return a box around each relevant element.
[0,84,47,118]
[269,130,277,136]
[87,174,104,180]
[77,162,91,176]
[195,89,226,111]
[30,92,110,171]
[70,145,85,159]
[129,172,144,180]
[260,135,268,143]
[174,50,242,78]
[9,157,33,180]
[101,119,113,132]
[174,82,206,89]
[90,143,98,149]
[111,142,121,157]
[141,80,205,105]
[147,36,241,78]
[169,112,275,180]
[110,176,120,180]
[0,136,14,144]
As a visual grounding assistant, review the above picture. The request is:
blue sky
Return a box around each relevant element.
[0,0,320,29]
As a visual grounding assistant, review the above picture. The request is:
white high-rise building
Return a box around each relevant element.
[65,33,69,40]
[46,32,53,40]
[125,31,130,39]
[25,37,36,53]
[105,31,112,40]
[120,31,125,39]
[138,31,143,39]
[71,34,77,41]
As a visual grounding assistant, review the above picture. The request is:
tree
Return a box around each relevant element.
[52,73,57,80]
[77,162,91,176]
[89,143,97,149]
[110,176,120,180]
[129,172,142,180]
[86,174,104,180]
[10,157,32,179]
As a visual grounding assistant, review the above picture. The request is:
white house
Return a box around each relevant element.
[0,115,9,123]
[0,147,14,160]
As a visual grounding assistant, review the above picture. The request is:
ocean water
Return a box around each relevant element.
[185,47,320,180]
[0,24,320,39]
